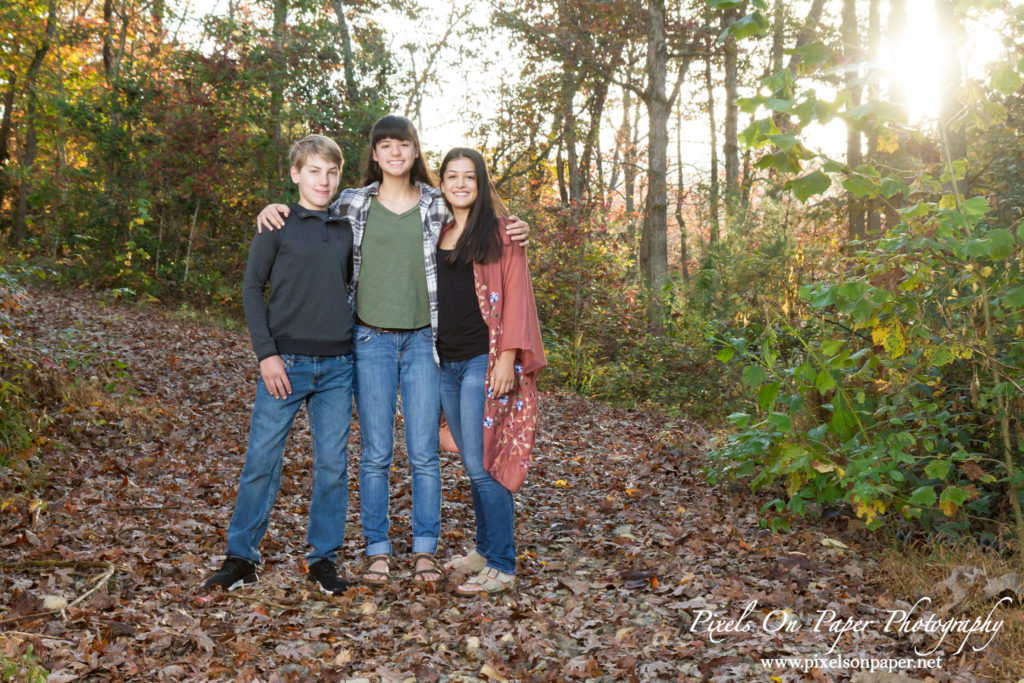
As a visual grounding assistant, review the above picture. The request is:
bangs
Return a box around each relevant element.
[370,115,418,146]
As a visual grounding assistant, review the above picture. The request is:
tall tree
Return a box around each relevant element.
[721,5,740,219]
[841,0,865,241]
[705,54,720,246]
[268,0,288,196]
[11,0,56,246]
[866,0,882,235]
[330,0,359,103]
[639,0,670,332]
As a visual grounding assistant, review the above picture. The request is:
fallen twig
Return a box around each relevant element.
[0,561,117,626]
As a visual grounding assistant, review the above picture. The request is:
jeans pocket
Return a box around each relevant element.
[355,327,374,345]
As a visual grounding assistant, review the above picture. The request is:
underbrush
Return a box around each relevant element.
[0,264,144,489]
[879,539,1024,680]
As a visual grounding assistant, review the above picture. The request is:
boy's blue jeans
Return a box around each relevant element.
[440,353,516,575]
[354,324,441,557]
[226,353,353,565]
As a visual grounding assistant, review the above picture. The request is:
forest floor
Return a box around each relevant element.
[0,287,1016,681]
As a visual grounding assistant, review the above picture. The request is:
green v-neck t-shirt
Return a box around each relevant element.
[356,197,431,329]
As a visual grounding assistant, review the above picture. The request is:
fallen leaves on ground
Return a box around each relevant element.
[0,288,1008,680]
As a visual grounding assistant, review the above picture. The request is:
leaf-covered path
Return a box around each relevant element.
[0,289,990,681]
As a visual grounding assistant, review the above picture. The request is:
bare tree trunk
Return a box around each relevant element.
[770,0,784,72]
[866,0,881,235]
[556,144,568,206]
[722,8,740,221]
[0,73,15,170]
[0,72,16,220]
[624,86,637,221]
[842,0,865,242]
[675,105,688,282]
[557,1,583,208]
[580,78,610,200]
[11,0,56,247]
[640,0,669,333]
[330,0,359,103]
[705,55,720,246]
[269,0,288,197]
[561,73,583,206]
[183,200,201,285]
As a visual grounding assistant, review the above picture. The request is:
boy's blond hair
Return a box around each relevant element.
[289,134,343,171]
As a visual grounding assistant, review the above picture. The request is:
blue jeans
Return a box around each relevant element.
[354,324,441,556]
[226,353,353,565]
[440,353,516,575]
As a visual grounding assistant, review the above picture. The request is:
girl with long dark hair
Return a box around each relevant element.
[434,148,545,595]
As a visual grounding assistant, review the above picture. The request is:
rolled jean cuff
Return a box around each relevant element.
[412,535,438,555]
[365,540,391,557]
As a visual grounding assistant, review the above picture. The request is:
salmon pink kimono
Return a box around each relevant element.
[471,218,546,493]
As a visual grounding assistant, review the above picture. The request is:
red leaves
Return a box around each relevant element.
[0,288,992,679]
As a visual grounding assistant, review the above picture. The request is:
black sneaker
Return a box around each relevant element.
[307,559,351,595]
[204,557,258,591]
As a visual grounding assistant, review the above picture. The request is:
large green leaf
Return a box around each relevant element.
[815,370,836,392]
[924,459,952,481]
[743,364,766,391]
[788,171,831,201]
[960,196,990,219]
[737,96,763,114]
[908,486,937,506]
[730,11,769,39]
[767,412,793,433]
[880,176,910,198]
[1002,286,1024,309]
[842,176,874,198]
[758,381,781,411]
[787,42,829,66]
[756,150,801,173]
[991,65,1023,95]
[987,228,1015,260]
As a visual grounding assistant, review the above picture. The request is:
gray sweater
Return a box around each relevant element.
[242,203,354,361]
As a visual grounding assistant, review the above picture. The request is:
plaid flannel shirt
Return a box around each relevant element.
[331,181,451,364]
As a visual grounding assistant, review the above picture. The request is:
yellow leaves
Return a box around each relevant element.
[811,460,845,478]
[940,497,959,517]
[871,321,906,358]
[876,127,899,154]
[554,479,569,488]
[854,498,886,524]
[950,342,973,360]
[624,487,642,497]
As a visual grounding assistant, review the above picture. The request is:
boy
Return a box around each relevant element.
[204,134,355,594]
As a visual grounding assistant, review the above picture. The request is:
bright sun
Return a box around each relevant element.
[881,0,1006,123]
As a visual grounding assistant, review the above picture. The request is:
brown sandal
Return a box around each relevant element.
[410,553,444,585]
[361,554,391,587]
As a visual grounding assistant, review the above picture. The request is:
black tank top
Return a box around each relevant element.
[436,248,489,361]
